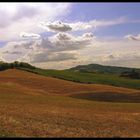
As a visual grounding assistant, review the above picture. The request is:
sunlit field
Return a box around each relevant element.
[0,69,139,137]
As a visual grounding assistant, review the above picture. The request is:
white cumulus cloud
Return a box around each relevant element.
[124,34,140,41]
[39,20,72,32]
[0,3,71,41]
[20,32,41,39]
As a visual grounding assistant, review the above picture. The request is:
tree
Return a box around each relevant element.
[120,69,140,79]
[130,69,139,79]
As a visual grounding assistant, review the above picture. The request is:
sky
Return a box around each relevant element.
[0,2,140,69]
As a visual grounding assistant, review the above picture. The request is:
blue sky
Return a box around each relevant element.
[63,3,140,38]
[68,3,140,20]
[0,41,7,47]
[0,3,140,69]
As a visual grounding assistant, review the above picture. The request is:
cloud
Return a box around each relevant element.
[30,33,95,63]
[48,32,95,52]
[39,20,72,32]
[108,54,115,59]
[0,56,5,62]
[13,5,39,21]
[0,3,71,41]
[80,38,140,68]
[82,32,95,38]
[124,34,140,41]
[3,50,22,55]
[0,32,95,64]
[1,34,140,69]
[40,20,94,32]
[39,17,136,33]
[0,41,29,62]
[103,52,140,68]
[53,32,72,40]
[31,52,77,63]
[69,17,132,31]
[20,32,41,39]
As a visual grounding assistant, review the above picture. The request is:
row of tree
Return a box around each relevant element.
[0,61,36,71]
[120,69,140,79]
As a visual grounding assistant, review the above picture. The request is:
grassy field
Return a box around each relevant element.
[0,69,140,137]
[19,67,140,90]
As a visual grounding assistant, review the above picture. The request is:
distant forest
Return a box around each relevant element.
[120,69,140,79]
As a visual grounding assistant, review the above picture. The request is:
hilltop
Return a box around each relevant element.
[70,63,140,74]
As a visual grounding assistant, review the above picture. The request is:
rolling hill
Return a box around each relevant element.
[0,69,140,137]
[0,61,140,90]
[19,67,140,90]
[0,69,139,100]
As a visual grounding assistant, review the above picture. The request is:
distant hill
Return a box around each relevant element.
[1,61,140,75]
[70,63,140,74]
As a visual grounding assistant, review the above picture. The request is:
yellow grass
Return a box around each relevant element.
[0,69,139,137]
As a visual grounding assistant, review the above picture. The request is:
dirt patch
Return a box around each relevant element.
[70,92,140,103]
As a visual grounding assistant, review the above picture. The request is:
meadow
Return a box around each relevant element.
[19,67,140,90]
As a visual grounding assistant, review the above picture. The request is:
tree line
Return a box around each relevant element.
[0,61,36,71]
[120,69,140,79]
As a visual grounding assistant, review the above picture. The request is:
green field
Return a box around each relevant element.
[18,67,140,90]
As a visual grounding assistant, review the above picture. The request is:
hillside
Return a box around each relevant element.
[0,69,140,137]
[70,63,140,74]
[0,61,140,90]
[1,69,139,98]
[19,67,140,90]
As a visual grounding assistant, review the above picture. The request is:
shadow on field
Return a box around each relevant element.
[70,92,140,103]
